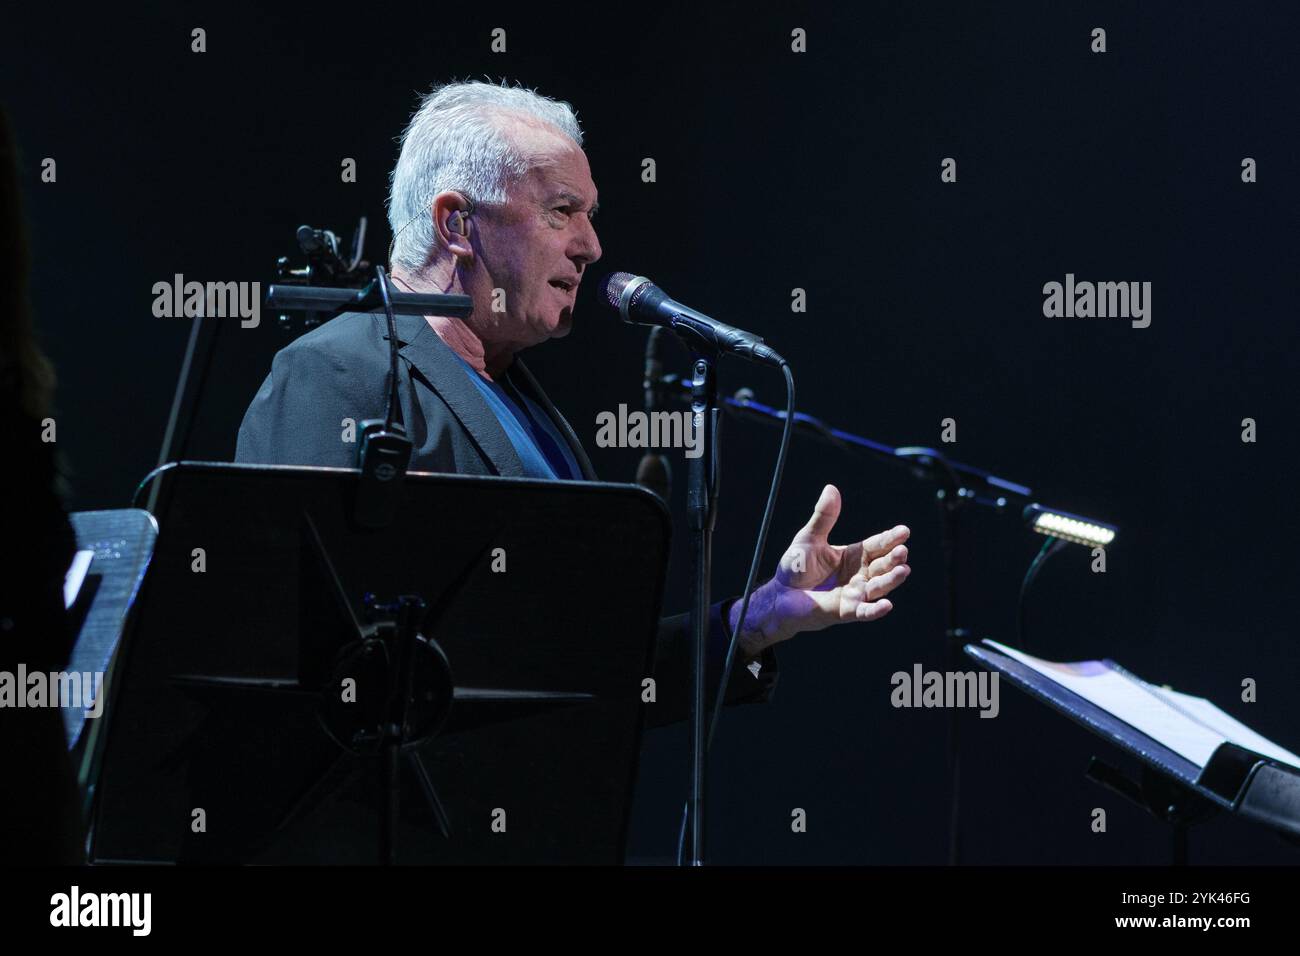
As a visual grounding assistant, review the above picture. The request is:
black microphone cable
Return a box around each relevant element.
[376,265,403,435]
[353,265,413,528]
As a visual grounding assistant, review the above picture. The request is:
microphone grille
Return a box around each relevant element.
[600,272,636,309]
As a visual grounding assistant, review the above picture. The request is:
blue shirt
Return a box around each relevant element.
[451,354,583,480]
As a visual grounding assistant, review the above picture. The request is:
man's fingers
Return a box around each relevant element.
[861,524,910,564]
[866,544,908,579]
[855,599,893,623]
[798,484,842,543]
[872,563,910,600]
[796,562,909,626]
[853,562,910,601]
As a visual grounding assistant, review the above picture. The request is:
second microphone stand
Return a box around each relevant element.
[684,349,722,866]
[673,386,1036,866]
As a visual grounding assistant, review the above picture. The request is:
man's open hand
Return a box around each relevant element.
[730,484,911,656]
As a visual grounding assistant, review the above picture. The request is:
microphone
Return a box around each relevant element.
[600,272,786,368]
[635,327,672,502]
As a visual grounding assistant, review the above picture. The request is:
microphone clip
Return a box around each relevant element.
[355,419,413,529]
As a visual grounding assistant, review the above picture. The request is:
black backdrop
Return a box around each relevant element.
[6,1,1298,864]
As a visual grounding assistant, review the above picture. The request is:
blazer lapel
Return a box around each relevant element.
[390,315,526,477]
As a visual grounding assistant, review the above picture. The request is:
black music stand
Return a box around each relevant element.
[966,642,1300,861]
[89,462,670,865]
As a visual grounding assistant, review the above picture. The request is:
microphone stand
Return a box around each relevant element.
[670,382,1036,866]
[684,349,721,866]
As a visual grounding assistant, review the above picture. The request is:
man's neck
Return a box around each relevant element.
[390,267,514,381]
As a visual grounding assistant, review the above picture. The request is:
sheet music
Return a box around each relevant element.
[1145,685,1300,770]
[982,640,1300,771]
[63,549,94,609]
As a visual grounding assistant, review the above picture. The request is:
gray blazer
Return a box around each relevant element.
[235,310,776,726]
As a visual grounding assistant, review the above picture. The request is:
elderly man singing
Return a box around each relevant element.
[236,80,912,725]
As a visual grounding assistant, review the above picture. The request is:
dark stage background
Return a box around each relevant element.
[6,1,1298,864]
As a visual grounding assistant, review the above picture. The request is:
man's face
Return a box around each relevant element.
[467,121,602,350]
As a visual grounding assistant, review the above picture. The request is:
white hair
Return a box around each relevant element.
[386,79,584,272]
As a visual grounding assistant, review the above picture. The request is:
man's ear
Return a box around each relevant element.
[432,191,474,259]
